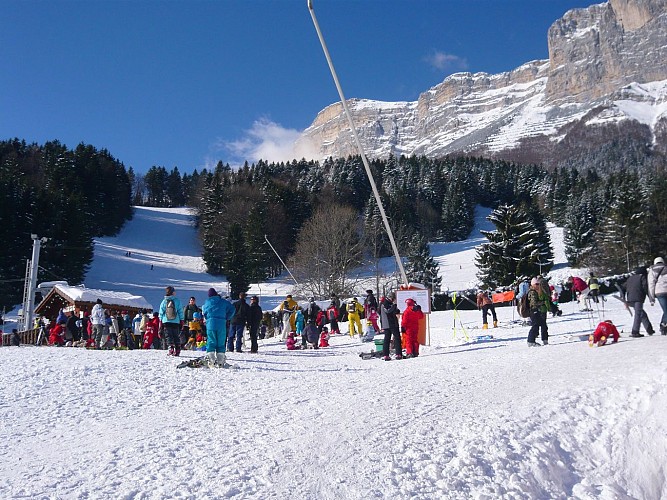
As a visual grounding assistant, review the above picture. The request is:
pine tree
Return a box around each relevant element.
[475,204,549,287]
[405,235,441,292]
[224,223,251,298]
[563,195,597,266]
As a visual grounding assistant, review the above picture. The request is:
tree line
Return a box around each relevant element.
[3,135,666,311]
[0,139,132,311]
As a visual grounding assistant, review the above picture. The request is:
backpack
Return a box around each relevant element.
[517,294,530,318]
[165,299,177,321]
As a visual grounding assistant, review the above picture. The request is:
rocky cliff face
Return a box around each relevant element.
[295,0,667,167]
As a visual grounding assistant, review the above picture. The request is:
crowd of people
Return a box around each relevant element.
[21,254,667,360]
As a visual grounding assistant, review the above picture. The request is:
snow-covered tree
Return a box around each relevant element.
[475,204,552,287]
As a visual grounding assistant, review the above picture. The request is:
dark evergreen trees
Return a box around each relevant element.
[405,235,442,292]
[0,139,132,311]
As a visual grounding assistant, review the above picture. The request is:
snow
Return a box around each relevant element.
[1,206,666,499]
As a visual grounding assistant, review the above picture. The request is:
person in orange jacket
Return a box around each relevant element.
[401,298,424,358]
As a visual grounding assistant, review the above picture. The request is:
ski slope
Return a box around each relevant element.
[1,206,666,499]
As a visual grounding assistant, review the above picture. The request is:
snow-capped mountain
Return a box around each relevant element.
[295,0,667,166]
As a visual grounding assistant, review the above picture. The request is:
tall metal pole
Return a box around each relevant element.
[265,235,299,285]
[307,0,409,287]
[23,235,42,331]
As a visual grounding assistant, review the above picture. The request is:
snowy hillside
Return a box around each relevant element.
[1,206,666,499]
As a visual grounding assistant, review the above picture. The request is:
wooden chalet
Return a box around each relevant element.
[34,284,152,321]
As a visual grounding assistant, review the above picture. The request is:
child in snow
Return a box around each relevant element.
[401,298,424,358]
[186,312,203,349]
[361,320,376,342]
[367,307,380,332]
[589,319,620,347]
[294,308,305,338]
[319,327,330,348]
[285,331,299,350]
[48,321,66,346]
[143,312,161,349]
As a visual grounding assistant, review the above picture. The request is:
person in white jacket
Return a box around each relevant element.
[648,256,667,335]
[90,299,106,349]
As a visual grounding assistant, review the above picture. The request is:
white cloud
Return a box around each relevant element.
[423,50,468,72]
[215,118,309,166]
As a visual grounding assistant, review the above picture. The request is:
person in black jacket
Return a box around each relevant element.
[228,292,250,352]
[380,293,402,360]
[622,267,655,337]
[248,296,263,353]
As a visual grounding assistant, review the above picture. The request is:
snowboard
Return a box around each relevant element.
[473,335,494,342]
[176,356,236,369]
[359,350,385,360]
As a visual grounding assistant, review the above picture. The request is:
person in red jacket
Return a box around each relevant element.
[401,298,424,358]
[589,319,620,347]
[48,321,65,346]
[143,312,161,349]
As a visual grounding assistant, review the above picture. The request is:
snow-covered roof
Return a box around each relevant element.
[53,284,152,310]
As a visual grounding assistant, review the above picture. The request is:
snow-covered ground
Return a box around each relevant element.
[1,206,666,499]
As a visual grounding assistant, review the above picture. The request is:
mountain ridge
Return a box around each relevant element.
[294,0,667,167]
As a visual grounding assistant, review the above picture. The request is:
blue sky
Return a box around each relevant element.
[2,0,594,174]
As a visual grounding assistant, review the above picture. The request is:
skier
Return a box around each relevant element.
[248,295,263,353]
[326,301,340,335]
[527,277,549,347]
[587,273,600,304]
[143,312,161,349]
[380,293,402,360]
[401,298,424,358]
[90,299,106,349]
[476,289,498,329]
[648,256,667,335]
[363,289,378,318]
[306,297,321,326]
[228,291,249,353]
[295,307,305,345]
[279,295,298,339]
[346,298,363,337]
[202,287,236,367]
[620,267,655,337]
[567,276,591,311]
[158,286,185,356]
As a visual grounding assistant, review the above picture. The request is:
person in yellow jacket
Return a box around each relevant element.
[346,298,364,337]
[279,295,299,337]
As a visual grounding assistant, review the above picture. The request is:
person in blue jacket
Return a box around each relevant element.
[159,285,185,356]
[202,287,236,367]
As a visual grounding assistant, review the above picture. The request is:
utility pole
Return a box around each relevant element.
[21,235,44,331]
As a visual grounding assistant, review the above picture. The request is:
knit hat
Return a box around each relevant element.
[655,257,665,265]
[208,287,217,297]
[531,277,540,286]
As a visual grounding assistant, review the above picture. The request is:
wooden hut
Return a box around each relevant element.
[34,284,152,322]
